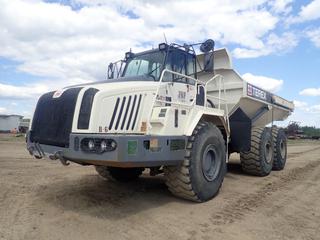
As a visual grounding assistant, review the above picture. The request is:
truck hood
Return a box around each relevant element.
[62,75,161,96]
[66,75,157,89]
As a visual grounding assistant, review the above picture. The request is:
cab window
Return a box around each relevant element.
[187,54,196,78]
[123,51,165,80]
[163,49,196,84]
[125,59,149,77]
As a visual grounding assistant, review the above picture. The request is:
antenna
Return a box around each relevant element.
[163,33,168,44]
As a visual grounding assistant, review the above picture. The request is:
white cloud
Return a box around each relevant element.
[0,107,7,114]
[306,28,320,48]
[242,73,283,92]
[308,104,320,113]
[288,0,320,23]
[0,83,49,99]
[233,32,298,58]
[299,87,320,96]
[0,0,305,118]
[293,100,308,109]
[0,77,91,100]
[269,0,293,14]
[0,0,286,89]
[286,101,320,127]
[285,109,320,127]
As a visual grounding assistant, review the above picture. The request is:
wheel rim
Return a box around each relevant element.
[279,139,286,159]
[202,145,221,181]
[264,141,272,164]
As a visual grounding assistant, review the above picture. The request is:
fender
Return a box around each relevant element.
[184,106,229,137]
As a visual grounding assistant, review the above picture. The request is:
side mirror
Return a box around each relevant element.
[107,63,114,79]
[200,39,215,73]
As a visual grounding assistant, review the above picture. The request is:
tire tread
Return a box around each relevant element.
[240,127,272,176]
[164,121,225,202]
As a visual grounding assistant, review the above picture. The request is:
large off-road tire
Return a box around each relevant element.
[240,127,273,176]
[95,166,144,182]
[271,127,287,170]
[164,122,226,202]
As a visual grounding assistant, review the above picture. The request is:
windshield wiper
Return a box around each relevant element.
[145,65,162,80]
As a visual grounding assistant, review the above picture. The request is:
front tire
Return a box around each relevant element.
[164,122,226,202]
[95,166,144,182]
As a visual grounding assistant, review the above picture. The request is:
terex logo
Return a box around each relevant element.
[247,83,267,101]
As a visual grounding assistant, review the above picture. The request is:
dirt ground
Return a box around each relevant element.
[0,134,320,240]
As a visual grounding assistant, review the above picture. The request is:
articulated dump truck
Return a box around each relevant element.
[27,39,294,202]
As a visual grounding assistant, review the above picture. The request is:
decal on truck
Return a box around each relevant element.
[52,89,65,98]
[247,83,267,101]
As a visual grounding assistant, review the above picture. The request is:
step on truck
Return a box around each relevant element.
[27,39,294,202]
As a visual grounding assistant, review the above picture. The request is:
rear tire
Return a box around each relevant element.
[164,121,226,202]
[240,127,273,176]
[272,127,287,170]
[95,166,144,182]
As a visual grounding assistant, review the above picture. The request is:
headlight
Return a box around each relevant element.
[159,43,167,50]
[88,139,95,150]
[80,138,117,153]
[110,140,117,149]
[100,140,107,152]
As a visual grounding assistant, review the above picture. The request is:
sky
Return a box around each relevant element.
[0,0,319,127]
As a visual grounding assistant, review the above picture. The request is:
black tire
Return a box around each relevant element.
[95,166,144,182]
[164,121,226,202]
[240,127,273,176]
[272,127,287,170]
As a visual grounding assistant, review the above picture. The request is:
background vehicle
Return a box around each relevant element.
[19,118,30,133]
[27,39,294,202]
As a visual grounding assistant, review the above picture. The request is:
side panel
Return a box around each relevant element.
[228,108,251,153]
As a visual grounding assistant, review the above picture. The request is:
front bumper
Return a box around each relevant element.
[27,132,187,167]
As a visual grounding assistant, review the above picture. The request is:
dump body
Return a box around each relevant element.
[197,49,294,152]
[197,49,293,125]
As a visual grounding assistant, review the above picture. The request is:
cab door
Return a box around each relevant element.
[162,49,197,105]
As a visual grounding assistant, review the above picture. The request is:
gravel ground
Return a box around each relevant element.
[0,134,320,240]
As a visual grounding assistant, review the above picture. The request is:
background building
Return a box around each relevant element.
[0,115,23,133]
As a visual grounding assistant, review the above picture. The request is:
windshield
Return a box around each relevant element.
[123,51,165,80]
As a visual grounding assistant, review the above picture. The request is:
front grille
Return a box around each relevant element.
[30,87,82,147]
[108,94,142,131]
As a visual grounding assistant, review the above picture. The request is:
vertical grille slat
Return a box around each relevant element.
[108,94,143,132]
[115,96,126,130]
[121,95,132,130]
[109,97,120,130]
[126,95,137,130]
[132,94,142,130]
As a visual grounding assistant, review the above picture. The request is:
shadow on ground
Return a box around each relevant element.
[37,173,192,220]
[227,162,246,175]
